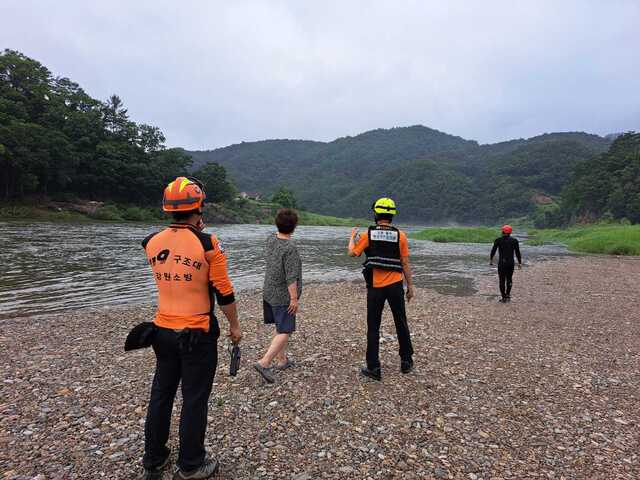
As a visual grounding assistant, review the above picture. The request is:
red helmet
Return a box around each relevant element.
[162,177,206,212]
[502,224,513,234]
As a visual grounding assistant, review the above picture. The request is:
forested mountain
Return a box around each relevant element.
[2,49,628,226]
[560,133,640,224]
[187,129,611,222]
[0,50,230,206]
[186,126,477,199]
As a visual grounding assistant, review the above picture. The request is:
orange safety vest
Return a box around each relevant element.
[142,224,233,331]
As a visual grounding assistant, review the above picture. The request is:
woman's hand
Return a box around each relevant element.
[288,298,299,315]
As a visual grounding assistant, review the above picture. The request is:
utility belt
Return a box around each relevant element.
[172,327,208,353]
[362,264,403,288]
[124,316,219,352]
[363,256,403,271]
[167,316,220,352]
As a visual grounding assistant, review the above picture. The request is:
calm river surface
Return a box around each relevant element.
[0,222,568,320]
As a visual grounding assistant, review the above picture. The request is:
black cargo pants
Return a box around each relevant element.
[142,321,219,472]
[366,281,414,369]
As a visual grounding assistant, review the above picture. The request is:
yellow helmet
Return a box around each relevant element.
[372,197,397,215]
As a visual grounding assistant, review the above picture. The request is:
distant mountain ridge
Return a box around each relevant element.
[186,126,611,223]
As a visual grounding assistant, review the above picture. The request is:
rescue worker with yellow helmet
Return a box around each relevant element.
[348,197,414,381]
[139,177,241,480]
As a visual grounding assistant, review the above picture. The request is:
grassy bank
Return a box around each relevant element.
[0,204,164,223]
[410,224,640,256]
[529,224,640,255]
[0,205,90,222]
[0,200,367,227]
[298,210,368,227]
[411,226,498,243]
[211,199,368,226]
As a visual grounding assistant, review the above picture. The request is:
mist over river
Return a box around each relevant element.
[0,222,569,320]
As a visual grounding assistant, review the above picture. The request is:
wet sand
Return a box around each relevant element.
[1,256,639,479]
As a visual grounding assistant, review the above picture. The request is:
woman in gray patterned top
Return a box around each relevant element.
[254,209,302,383]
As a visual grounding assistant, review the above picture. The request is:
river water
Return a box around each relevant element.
[0,222,568,320]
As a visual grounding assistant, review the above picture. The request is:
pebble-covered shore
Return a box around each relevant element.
[1,256,639,479]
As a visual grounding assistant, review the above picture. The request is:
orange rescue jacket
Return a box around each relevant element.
[142,223,235,331]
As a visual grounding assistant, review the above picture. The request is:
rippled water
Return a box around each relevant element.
[0,222,568,320]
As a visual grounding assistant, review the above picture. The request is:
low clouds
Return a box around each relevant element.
[2,0,639,148]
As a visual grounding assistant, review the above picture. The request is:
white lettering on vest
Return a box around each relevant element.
[370,229,399,242]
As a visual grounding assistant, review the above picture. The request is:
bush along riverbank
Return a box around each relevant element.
[409,224,640,256]
[0,199,368,227]
[410,227,499,243]
[0,201,165,223]
[528,224,640,255]
[208,199,368,226]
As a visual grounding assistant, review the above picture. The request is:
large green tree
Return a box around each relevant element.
[271,186,298,208]
[0,49,212,205]
[192,162,235,203]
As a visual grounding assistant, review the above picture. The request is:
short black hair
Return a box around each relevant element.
[275,208,298,234]
[375,213,394,222]
[171,209,201,222]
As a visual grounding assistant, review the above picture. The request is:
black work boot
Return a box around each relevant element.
[401,359,414,374]
[360,366,382,381]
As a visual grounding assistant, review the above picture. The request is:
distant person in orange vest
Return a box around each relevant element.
[348,197,414,381]
[139,177,241,480]
[490,224,522,303]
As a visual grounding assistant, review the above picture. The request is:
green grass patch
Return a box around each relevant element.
[203,199,367,226]
[524,238,546,246]
[1,198,365,226]
[88,205,163,222]
[89,205,124,221]
[297,210,368,227]
[410,227,499,243]
[0,205,89,222]
[528,224,640,255]
[1,202,165,224]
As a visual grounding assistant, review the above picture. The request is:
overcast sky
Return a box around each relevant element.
[2,1,639,149]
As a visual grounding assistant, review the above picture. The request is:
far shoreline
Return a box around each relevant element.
[0,200,369,227]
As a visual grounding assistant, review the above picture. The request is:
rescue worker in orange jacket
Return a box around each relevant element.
[140,177,241,480]
[348,197,414,381]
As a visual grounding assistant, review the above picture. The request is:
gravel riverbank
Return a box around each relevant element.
[1,256,639,479]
